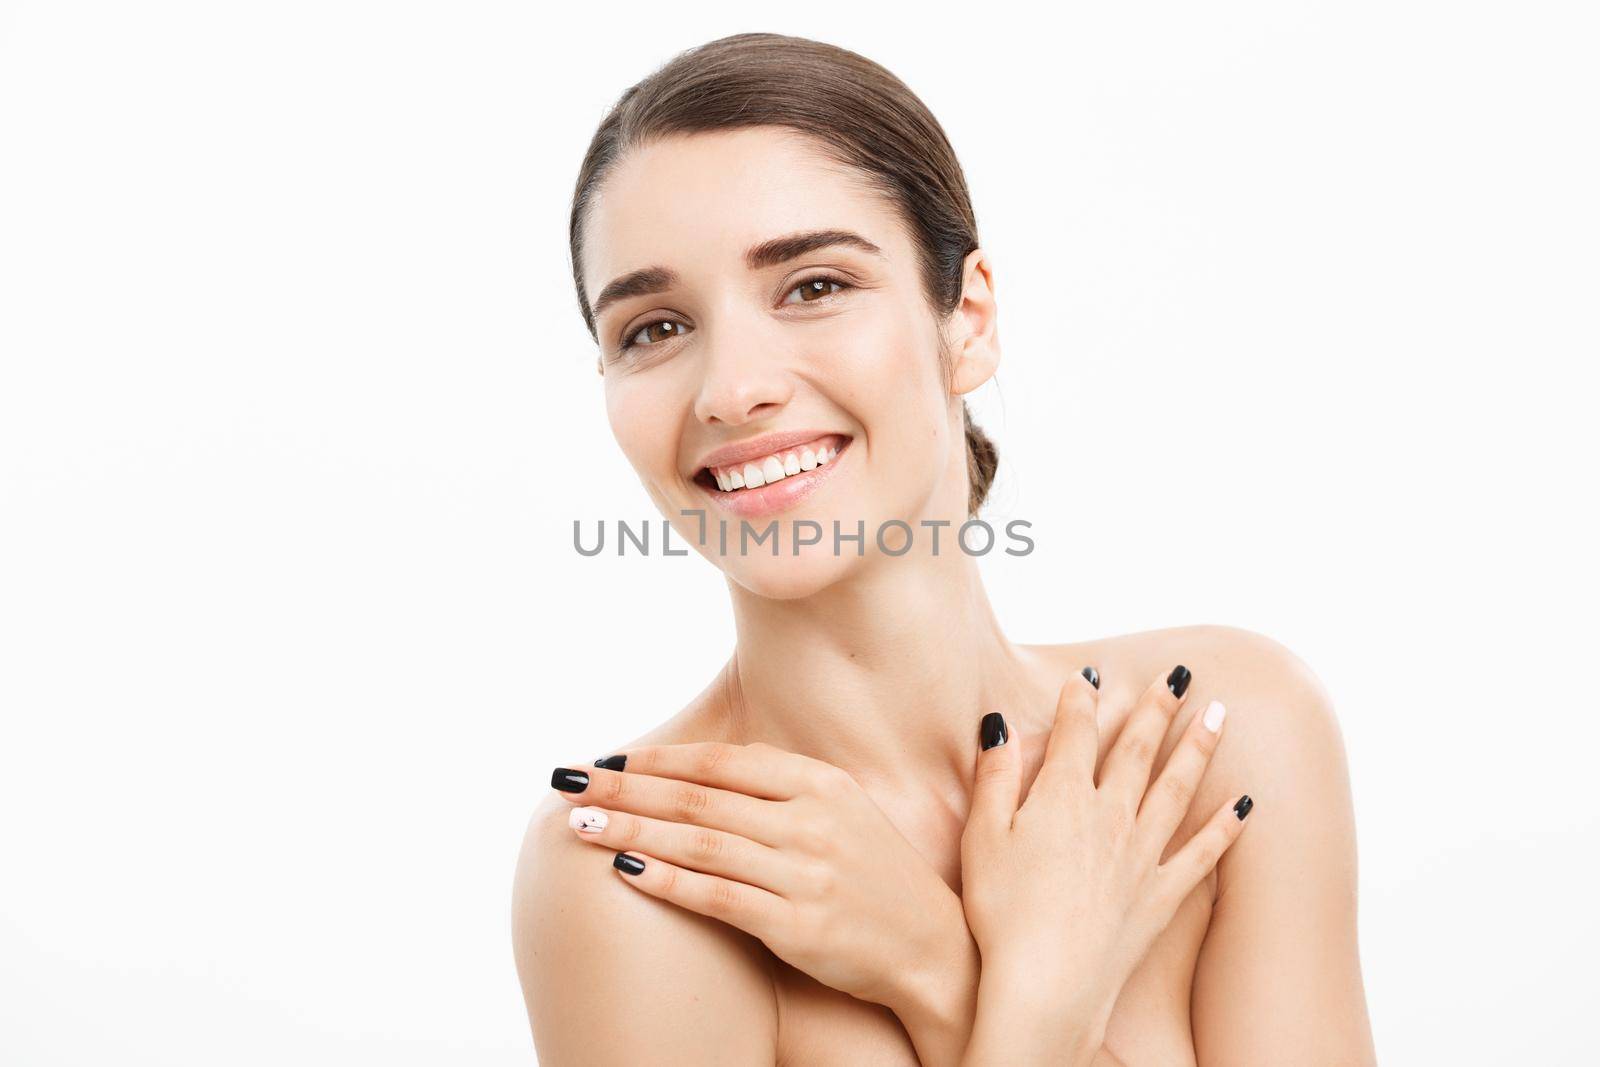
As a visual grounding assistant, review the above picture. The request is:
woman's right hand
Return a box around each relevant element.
[958,665,1253,1064]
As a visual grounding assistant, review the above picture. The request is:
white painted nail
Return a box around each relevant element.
[568,806,608,833]
[1202,700,1227,734]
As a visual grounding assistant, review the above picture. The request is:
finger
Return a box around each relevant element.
[1153,793,1253,908]
[1137,699,1227,854]
[591,740,832,801]
[967,711,1021,836]
[565,804,801,894]
[610,848,791,943]
[1097,664,1193,801]
[548,764,790,847]
[1031,670,1101,799]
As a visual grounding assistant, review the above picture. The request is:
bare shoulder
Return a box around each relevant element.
[510,680,778,1066]
[1031,623,1353,867]
[1031,622,1344,761]
[1121,623,1351,802]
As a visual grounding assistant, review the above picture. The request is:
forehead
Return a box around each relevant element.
[581,127,908,300]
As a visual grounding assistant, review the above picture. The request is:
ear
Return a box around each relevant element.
[945,248,1001,397]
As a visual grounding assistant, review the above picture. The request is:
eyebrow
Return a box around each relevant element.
[589,228,886,322]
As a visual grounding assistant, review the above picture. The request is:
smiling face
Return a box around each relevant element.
[579,127,998,598]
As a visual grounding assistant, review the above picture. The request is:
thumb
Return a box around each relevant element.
[967,710,1021,836]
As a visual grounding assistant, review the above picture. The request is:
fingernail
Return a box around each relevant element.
[1202,699,1227,733]
[980,711,1008,750]
[613,852,646,875]
[1167,664,1192,699]
[594,754,627,771]
[1081,666,1100,690]
[1234,794,1253,820]
[569,806,608,833]
[551,767,589,793]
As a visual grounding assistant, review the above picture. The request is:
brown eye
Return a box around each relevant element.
[782,274,853,306]
[619,319,688,353]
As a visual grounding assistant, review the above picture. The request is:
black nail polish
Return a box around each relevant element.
[594,754,627,771]
[1167,664,1191,699]
[1081,666,1099,690]
[551,767,590,793]
[613,852,646,875]
[1234,795,1253,821]
[980,711,1008,750]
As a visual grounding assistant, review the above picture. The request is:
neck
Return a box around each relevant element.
[716,539,1047,800]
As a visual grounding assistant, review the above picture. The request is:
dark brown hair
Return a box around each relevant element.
[567,32,999,515]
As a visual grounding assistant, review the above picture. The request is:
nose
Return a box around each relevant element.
[691,328,793,427]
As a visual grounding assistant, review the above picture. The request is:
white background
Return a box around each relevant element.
[2,2,1595,1063]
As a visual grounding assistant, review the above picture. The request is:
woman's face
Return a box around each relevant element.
[581,127,997,598]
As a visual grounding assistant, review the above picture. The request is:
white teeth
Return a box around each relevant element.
[710,440,846,491]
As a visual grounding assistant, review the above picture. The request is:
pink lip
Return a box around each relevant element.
[697,438,853,520]
[695,429,847,473]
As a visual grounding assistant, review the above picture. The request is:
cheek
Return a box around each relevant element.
[825,318,950,449]
[604,379,676,478]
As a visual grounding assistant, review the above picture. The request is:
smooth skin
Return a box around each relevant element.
[516,629,1374,1066]
[539,667,1249,1067]
[512,126,1375,1065]
[959,669,1248,1065]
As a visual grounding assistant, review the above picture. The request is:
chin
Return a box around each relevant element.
[718,545,868,600]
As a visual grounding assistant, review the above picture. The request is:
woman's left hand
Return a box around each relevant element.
[547,742,978,1038]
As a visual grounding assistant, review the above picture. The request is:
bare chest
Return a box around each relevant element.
[773,778,1218,1067]
[773,885,1213,1067]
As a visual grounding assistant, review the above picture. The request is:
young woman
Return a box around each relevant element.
[513,32,1375,1066]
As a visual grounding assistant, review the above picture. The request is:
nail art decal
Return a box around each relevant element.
[568,806,608,833]
[1167,664,1192,699]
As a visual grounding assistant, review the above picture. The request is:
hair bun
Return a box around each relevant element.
[963,402,999,516]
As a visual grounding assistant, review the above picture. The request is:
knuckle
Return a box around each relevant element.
[694,742,739,777]
[1156,772,1195,810]
[669,784,711,821]
[800,759,844,793]
[792,817,832,856]
[707,878,743,916]
[1121,733,1156,766]
[1146,870,1182,914]
[1192,832,1224,872]
[686,826,725,862]
[619,815,647,845]
[1104,803,1136,840]
[600,771,629,803]
[655,862,679,895]
[973,756,1013,787]
[820,761,856,790]
[803,861,835,897]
